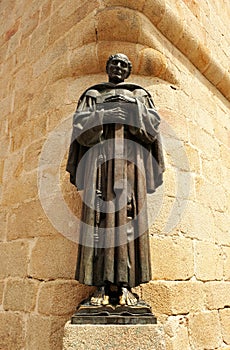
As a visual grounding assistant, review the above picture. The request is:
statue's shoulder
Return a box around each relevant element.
[79,83,113,100]
[117,83,152,97]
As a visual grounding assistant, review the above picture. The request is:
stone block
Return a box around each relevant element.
[184,144,201,174]
[29,22,50,63]
[69,44,99,77]
[220,308,230,345]
[217,71,230,100]
[188,311,222,349]
[220,144,230,170]
[193,106,214,135]
[65,13,96,51]
[7,199,57,241]
[97,8,140,43]
[23,138,45,172]
[40,1,52,23]
[204,282,230,310]
[194,241,224,281]
[1,171,38,206]
[6,30,21,58]
[223,247,230,280]
[3,278,39,312]
[213,211,230,246]
[0,312,25,350]
[141,281,204,316]
[164,315,190,350]
[48,0,98,46]
[137,48,167,78]
[189,125,220,160]
[195,177,227,212]
[178,200,215,242]
[0,281,4,304]
[26,314,68,350]
[29,236,77,280]
[62,322,166,350]
[0,241,29,279]
[150,236,194,280]
[21,9,39,40]
[0,95,12,119]
[157,5,183,45]
[0,160,4,185]
[10,114,47,152]
[103,0,145,11]
[32,39,68,78]
[143,0,166,26]
[37,280,95,316]
[0,210,7,241]
[201,158,222,185]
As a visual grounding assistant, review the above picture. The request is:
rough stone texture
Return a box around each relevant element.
[141,281,205,316]
[0,312,25,350]
[0,0,229,349]
[0,241,29,279]
[150,236,194,280]
[26,314,68,350]
[3,278,39,312]
[62,322,166,350]
[194,241,224,281]
[219,308,230,345]
[204,282,230,310]
[188,311,222,349]
[29,236,77,280]
[164,315,190,350]
[37,280,95,316]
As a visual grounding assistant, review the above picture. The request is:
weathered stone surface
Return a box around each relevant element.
[29,236,77,280]
[0,312,25,350]
[219,308,230,345]
[62,322,166,350]
[141,281,204,316]
[3,278,39,312]
[223,247,230,280]
[0,281,4,304]
[188,311,222,349]
[0,210,7,241]
[194,241,224,281]
[178,201,215,242]
[204,282,230,310]
[1,170,38,206]
[150,236,194,280]
[7,199,57,240]
[164,315,190,350]
[37,280,95,316]
[26,314,68,350]
[0,241,29,279]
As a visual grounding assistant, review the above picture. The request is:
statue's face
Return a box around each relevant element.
[107,58,130,83]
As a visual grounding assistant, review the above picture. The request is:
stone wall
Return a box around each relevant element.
[0,0,229,349]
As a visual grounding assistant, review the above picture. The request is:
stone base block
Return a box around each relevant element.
[62,321,166,350]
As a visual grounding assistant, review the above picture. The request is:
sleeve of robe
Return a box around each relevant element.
[128,92,165,192]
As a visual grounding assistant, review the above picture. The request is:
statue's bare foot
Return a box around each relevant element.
[119,287,138,306]
[90,287,109,306]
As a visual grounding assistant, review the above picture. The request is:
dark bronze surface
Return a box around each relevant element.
[66,54,165,306]
[71,304,157,325]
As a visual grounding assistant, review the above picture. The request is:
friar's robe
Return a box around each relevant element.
[66,82,165,287]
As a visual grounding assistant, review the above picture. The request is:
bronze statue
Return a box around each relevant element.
[66,53,164,307]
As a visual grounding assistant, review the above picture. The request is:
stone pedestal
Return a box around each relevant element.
[62,321,166,350]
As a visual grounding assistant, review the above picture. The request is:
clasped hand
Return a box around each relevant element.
[103,106,128,124]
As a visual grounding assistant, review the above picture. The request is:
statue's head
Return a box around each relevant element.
[106,53,132,83]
